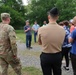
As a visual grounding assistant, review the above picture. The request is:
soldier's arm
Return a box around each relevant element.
[8,26,17,57]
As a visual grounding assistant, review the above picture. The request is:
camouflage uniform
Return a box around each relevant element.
[0,13,21,75]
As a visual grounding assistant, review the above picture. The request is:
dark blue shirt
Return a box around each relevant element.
[70,29,76,54]
[24,25,32,35]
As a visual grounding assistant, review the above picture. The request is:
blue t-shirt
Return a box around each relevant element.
[70,29,76,54]
[24,25,32,35]
[32,24,40,31]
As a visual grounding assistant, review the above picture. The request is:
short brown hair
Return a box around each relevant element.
[63,20,69,26]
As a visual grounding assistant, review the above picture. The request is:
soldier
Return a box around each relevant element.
[38,7,65,75]
[0,13,22,75]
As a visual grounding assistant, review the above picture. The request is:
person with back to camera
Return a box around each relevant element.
[38,7,65,75]
[69,16,76,75]
[61,21,72,71]
[0,13,22,75]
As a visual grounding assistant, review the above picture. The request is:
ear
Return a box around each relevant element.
[56,16,59,20]
[48,15,50,20]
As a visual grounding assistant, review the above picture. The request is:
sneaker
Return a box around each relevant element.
[63,66,69,70]
[29,47,33,49]
[26,47,30,50]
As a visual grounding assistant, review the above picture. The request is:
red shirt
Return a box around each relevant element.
[70,25,75,33]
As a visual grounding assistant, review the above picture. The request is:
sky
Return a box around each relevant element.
[22,0,28,5]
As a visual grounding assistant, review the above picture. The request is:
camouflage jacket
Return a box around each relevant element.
[0,23,17,58]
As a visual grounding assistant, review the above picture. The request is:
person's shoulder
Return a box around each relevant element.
[2,24,14,30]
[32,24,35,27]
[38,25,46,31]
[24,25,27,27]
[71,29,76,37]
[57,24,63,29]
[72,29,76,33]
[7,25,14,29]
[6,25,14,32]
[57,24,65,32]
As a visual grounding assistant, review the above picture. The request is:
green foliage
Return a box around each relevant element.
[0,0,25,29]
[23,67,42,75]
[0,0,76,27]
[25,0,76,26]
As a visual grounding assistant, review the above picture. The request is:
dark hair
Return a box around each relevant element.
[59,22,64,26]
[48,7,59,17]
[63,20,69,26]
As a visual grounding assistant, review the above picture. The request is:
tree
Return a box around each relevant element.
[0,0,25,29]
[25,0,76,26]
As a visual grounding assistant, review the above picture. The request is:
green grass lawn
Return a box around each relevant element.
[7,67,42,75]
[16,30,37,45]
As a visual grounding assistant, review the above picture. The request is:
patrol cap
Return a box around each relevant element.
[48,7,59,17]
[1,13,11,20]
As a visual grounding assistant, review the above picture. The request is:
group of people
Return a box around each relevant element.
[38,7,76,75]
[24,20,47,49]
[59,19,76,72]
[0,7,76,75]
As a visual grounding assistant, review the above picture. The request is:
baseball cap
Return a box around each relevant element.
[1,13,11,20]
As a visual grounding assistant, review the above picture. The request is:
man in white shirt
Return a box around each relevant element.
[32,21,40,43]
[43,21,47,26]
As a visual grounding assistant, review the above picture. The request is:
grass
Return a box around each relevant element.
[7,67,42,75]
[14,30,42,75]
[16,30,37,44]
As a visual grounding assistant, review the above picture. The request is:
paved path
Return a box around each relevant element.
[17,41,73,75]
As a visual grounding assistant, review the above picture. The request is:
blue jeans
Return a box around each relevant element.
[26,35,32,48]
[34,32,37,43]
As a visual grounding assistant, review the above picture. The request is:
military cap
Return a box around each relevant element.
[1,13,11,20]
[48,7,59,17]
